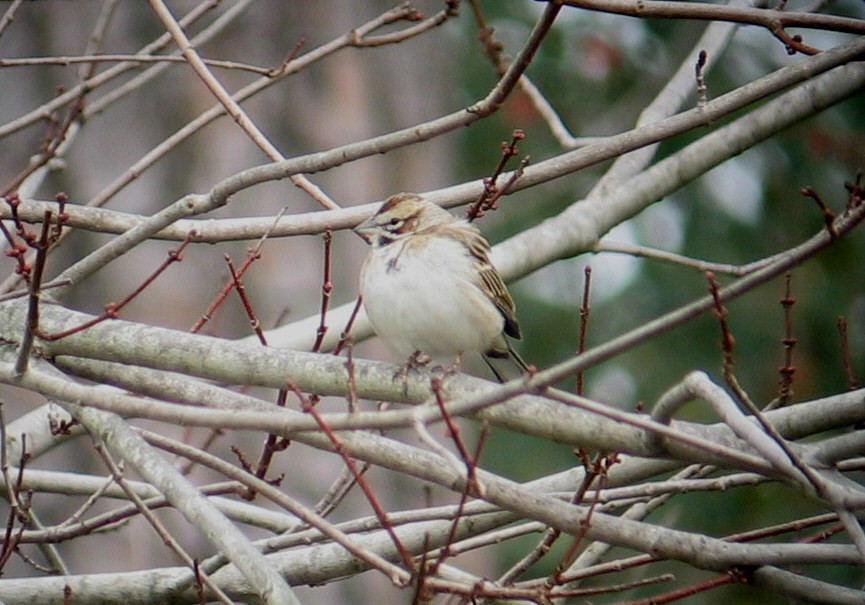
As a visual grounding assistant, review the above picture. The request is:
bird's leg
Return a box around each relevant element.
[432,352,463,377]
[393,350,432,381]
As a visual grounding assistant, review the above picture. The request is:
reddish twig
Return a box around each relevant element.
[349,4,455,48]
[706,271,755,407]
[191,246,261,334]
[193,559,206,605]
[554,513,841,587]
[191,207,287,334]
[845,172,864,211]
[427,377,488,576]
[226,255,266,345]
[429,376,483,494]
[836,316,858,389]
[801,186,838,238]
[612,571,741,605]
[2,193,69,292]
[39,232,196,341]
[230,445,255,474]
[549,453,616,586]
[576,265,592,395]
[246,387,290,500]
[468,0,507,74]
[14,210,52,376]
[0,432,29,574]
[706,272,735,371]
[543,574,676,599]
[333,296,365,356]
[50,192,69,242]
[267,38,306,77]
[2,194,32,279]
[708,276,830,499]
[0,53,301,77]
[467,129,529,222]
[498,451,615,588]
[777,273,797,404]
[410,538,433,605]
[557,0,854,51]
[799,520,846,544]
[14,483,242,546]
[774,28,820,56]
[291,382,415,571]
[3,86,87,197]
[311,228,333,353]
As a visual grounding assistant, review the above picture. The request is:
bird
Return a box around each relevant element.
[354,192,528,379]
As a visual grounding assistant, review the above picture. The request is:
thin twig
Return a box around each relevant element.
[141,428,412,587]
[226,255,266,345]
[14,211,51,376]
[291,382,416,573]
[148,0,338,209]
[40,232,196,341]
[0,0,24,38]
[777,273,797,404]
[558,0,865,37]
[801,186,838,238]
[311,229,333,353]
[333,296,364,356]
[466,130,528,222]
[576,265,592,395]
[91,440,236,605]
[0,53,285,75]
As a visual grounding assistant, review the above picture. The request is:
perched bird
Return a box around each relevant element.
[354,192,528,379]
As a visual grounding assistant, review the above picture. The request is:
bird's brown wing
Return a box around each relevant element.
[446,224,521,340]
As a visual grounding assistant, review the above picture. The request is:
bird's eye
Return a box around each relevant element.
[388,218,402,227]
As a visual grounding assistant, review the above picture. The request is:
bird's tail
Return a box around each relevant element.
[482,339,532,383]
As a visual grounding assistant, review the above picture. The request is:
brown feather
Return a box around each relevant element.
[437,222,521,340]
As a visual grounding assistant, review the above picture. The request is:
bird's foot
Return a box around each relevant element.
[393,350,432,382]
[431,353,463,377]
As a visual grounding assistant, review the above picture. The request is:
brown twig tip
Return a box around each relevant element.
[509,127,526,144]
[467,130,529,222]
[52,192,70,241]
[695,49,708,108]
[844,172,864,210]
[5,243,25,256]
[706,272,736,359]
[271,38,306,75]
[800,185,838,238]
[40,233,196,341]
[783,31,819,56]
[334,296,364,356]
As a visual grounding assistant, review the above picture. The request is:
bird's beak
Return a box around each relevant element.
[353,216,375,243]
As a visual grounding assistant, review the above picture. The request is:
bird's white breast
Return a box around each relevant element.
[360,236,505,359]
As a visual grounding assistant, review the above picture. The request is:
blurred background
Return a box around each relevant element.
[1,1,864,602]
